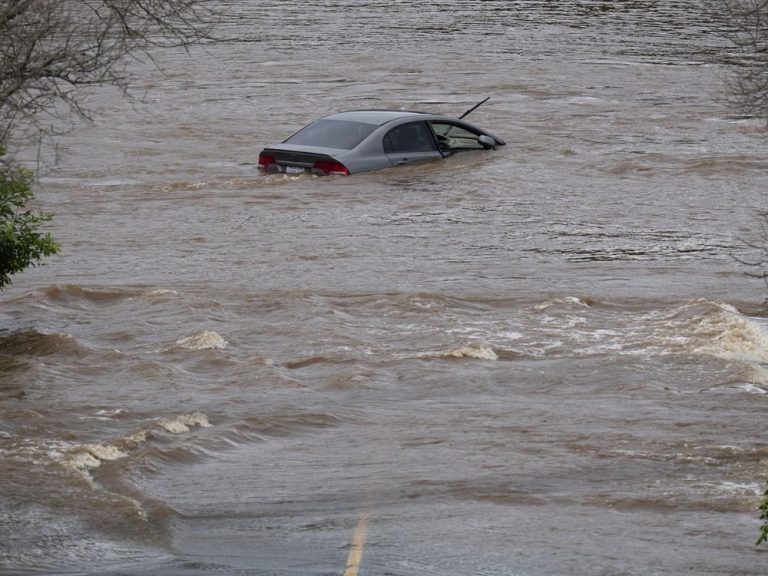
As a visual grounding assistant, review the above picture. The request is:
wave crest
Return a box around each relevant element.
[156,412,211,433]
[435,342,498,360]
[62,444,129,476]
[39,284,132,305]
[447,343,498,360]
[0,330,87,357]
[60,411,211,481]
[174,331,228,350]
[674,301,768,364]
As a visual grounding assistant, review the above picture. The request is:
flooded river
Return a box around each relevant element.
[2,1,768,574]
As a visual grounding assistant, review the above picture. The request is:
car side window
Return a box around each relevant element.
[383,122,436,153]
[429,122,484,151]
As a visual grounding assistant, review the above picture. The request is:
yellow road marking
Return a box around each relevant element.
[343,507,371,576]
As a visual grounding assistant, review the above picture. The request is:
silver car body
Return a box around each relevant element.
[259,110,505,175]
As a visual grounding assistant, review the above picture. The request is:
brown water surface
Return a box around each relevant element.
[1,2,768,574]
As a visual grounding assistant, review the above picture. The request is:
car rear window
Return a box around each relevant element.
[284,119,377,150]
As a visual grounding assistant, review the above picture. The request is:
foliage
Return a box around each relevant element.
[758,480,768,546]
[0,146,58,289]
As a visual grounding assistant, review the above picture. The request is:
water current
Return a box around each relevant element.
[1,1,768,574]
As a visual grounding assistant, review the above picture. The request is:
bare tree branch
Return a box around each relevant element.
[733,209,768,309]
[0,0,217,144]
[709,1,768,120]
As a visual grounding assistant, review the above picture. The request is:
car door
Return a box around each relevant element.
[383,121,442,167]
[428,121,487,154]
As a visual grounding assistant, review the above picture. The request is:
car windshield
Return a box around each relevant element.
[284,119,377,150]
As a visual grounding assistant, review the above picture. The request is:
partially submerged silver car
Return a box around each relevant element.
[258,109,505,176]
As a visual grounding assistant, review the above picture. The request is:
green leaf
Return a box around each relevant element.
[757,480,768,547]
[0,149,59,289]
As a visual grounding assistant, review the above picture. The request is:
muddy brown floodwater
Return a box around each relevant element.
[2,1,768,575]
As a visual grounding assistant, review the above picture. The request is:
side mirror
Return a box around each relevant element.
[478,134,496,149]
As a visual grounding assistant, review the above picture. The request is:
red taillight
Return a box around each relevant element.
[312,160,349,176]
[258,152,276,171]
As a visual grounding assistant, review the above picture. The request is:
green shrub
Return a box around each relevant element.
[755,488,768,546]
[758,480,768,547]
[0,147,59,289]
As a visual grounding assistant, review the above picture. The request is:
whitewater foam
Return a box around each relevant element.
[142,289,179,297]
[62,444,130,480]
[534,296,593,310]
[60,412,211,482]
[175,331,228,350]
[444,343,498,360]
[716,481,763,496]
[156,412,211,434]
[716,383,768,395]
[689,305,768,364]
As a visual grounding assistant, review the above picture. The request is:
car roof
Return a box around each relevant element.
[322,110,435,126]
